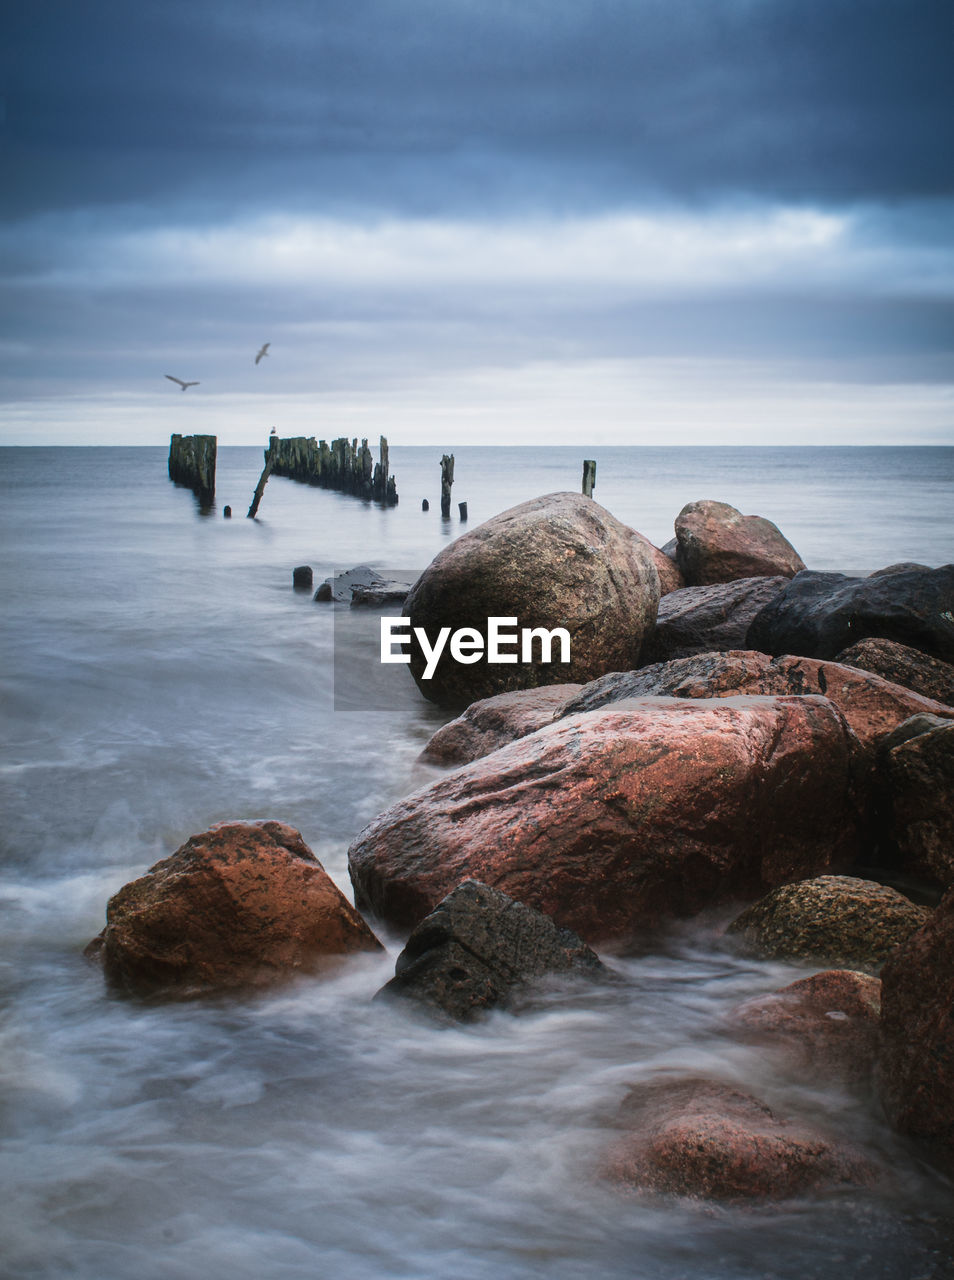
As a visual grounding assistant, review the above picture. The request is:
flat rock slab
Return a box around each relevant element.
[86,821,383,997]
[558,649,954,755]
[878,887,954,1154]
[835,637,954,706]
[728,969,882,1084]
[420,684,582,766]
[349,695,861,945]
[746,565,954,662]
[603,1077,875,1200]
[727,875,928,970]
[376,879,604,1022]
[674,499,805,585]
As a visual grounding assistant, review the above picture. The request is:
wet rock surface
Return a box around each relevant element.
[634,531,685,596]
[673,499,805,585]
[86,821,383,997]
[314,565,416,603]
[727,875,928,970]
[878,887,954,1155]
[420,684,582,766]
[376,879,605,1023]
[603,1077,875,1201]
[642,576,788,663]
[746,565,954,662]
[835,637,954,706]
[403,492,660,705]
[876,715,954,889]
[350,695,861,943]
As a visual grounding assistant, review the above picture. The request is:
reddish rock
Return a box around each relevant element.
[642,576,788,663]
[877,715,954,889]
[558,649,954,756]
[633,532,685,596]
[349,696,860,944]
[673,499,805,586]
[835,638,954,708]
[878,887,954,1154]
[420,684,582,766]
[403,492,660,705]
[86,821,383,997]
[603,1077,875,1200]
[727,875,928,970]
[729,970,882,1084]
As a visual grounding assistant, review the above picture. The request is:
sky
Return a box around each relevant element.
[1,0,953,446]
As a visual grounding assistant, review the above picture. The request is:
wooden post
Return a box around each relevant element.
[247,439,276,518]
[458,501,468,521]
[440,453,455,517]
[582,459,596,498]
[168,434,217,502]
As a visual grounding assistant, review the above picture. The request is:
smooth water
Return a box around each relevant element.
[2,445,953,1279]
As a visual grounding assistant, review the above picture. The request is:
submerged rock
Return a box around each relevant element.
[349,695,860,944]
[746,565,954,662]
[420,684,582,766]
[314,565,415,604]
[727,875,928,970]
[603,1077,875,1200]
[642,576,788,663]
[728,969,882,1085]
[376,879,604,1023]
[878,887,954,1155]
[835,637,954,707]
[403,492,660,705]
[673,499,805,586]
[86,821,383,997]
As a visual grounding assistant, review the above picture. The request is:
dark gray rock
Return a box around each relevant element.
[314,565,416,605]
[375,879,605,1022]
[746,566,954,663]
[643,577,788,663]
[292,565,313,589]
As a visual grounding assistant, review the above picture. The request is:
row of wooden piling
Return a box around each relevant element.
[267,434,398,505]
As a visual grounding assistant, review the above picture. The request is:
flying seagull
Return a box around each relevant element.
[165,375,200,391]
[255,343,270,365]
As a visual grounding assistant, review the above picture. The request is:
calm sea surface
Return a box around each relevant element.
[1,445,953,1279]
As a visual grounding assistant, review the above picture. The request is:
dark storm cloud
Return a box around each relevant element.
[3,0,952,220]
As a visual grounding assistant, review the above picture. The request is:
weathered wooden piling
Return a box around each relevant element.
[247,441,275,518]
[168,434,216,501]
[458,501,468,521]
[266,434,398,504]
[422,498,430,512]
[582,459,596,498]
[440,454,455,517]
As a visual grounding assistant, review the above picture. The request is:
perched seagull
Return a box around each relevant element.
[255,342,270,365]
[165,375,200,391]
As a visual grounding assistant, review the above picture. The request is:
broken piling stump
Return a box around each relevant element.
[265,433,398,504]
[168,434,216,503]
[440,454,455,517]
[247,442,275,518]
[582,459,596,498]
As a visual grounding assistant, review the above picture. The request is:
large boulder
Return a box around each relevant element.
[420,684,582,766]
[602,1077,874,1200]
[835,638,954,707]
[557,650,954,757]
[642,577,788,664]
[673,500,805,586]
[85,821,383,997]
[728,970,882,1085]
[403,492,660,705]
[876,715,954,889]
[633,532,685,596]
[746,566,954,663]
[349,695,861,944]
[878,888,954,1155]
[375,879,604,1022]
[727,875,928,970]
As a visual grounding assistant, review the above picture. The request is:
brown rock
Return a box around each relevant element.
[835,638,954,707]
[86,821,383,997]
[633,532,685,596]
[727,875,928,970]
[642,577,788,664]
[603,1077,874,1200]
[729,970,881,1084]
[877,715,954,889]
[403,492,660,705]
[559,649,954,756]
[878,887,954,1153]
[420,684,582,766]
[349,696,860,944]
[673,499,805,586]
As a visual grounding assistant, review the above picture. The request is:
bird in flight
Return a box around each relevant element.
[165,375,200,391]
[255,343,270,365]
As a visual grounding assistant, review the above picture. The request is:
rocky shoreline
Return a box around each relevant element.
[86,491,954,1201]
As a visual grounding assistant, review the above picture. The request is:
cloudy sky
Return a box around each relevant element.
[2,0,952,445]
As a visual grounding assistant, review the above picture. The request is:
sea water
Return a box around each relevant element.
[1,445,953,1279]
